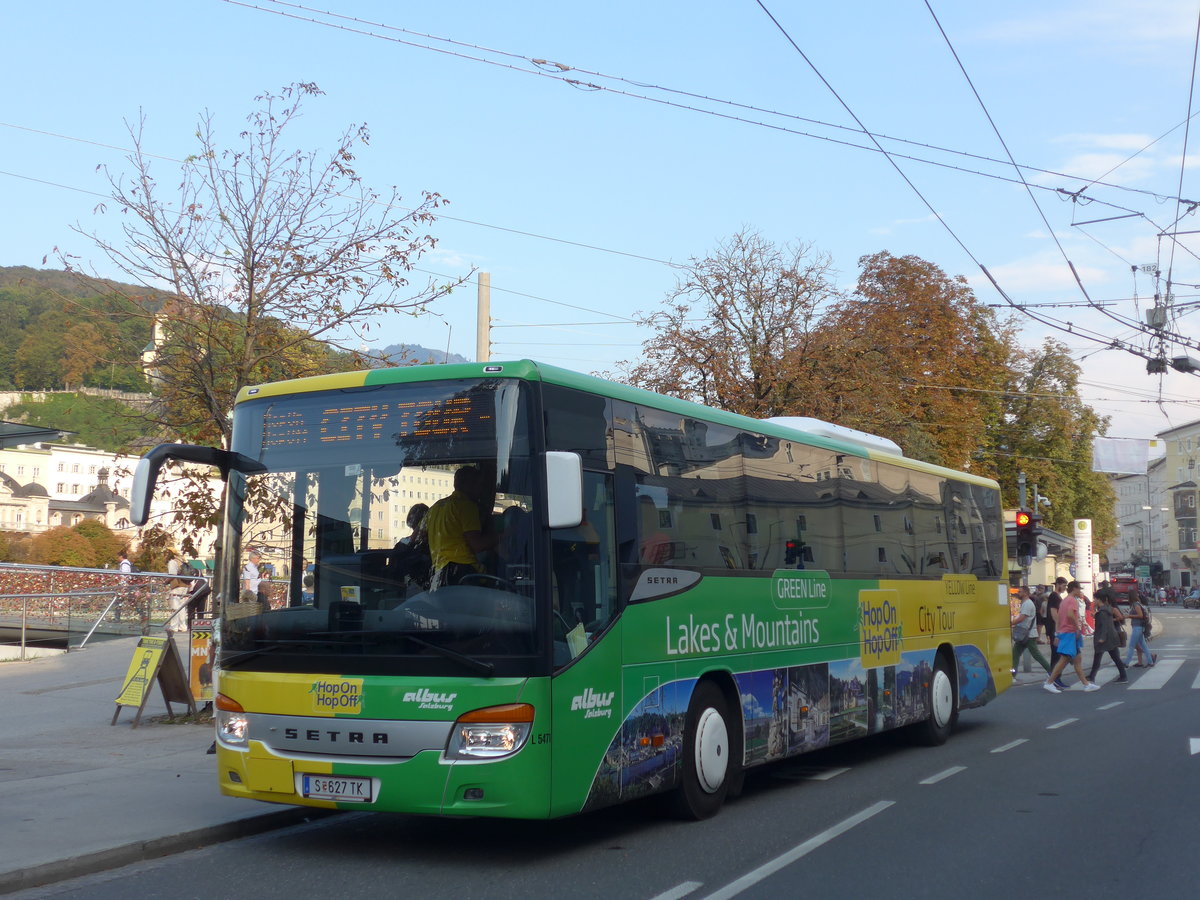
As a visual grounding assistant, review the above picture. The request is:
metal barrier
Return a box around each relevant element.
[0,563,209,657]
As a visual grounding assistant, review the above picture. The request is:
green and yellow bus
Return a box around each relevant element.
[131,360,1011,819]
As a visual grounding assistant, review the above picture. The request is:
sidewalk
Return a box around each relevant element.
[0,636,326,894]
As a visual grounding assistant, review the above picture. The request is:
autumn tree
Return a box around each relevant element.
[65,83,462,544]
[820,252,1014,469]
[620,231,843,417]
[72,518,125,567]
[30,526,97,568]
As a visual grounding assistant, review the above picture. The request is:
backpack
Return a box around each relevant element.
[1142,603,1154,638]
[181,563,200,578]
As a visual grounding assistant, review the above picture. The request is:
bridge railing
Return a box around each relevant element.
[0,563,208,656]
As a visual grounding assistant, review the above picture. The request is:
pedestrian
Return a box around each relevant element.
[165,550,189,635]
[1043,581,1100,693]
[1011,586,1052,677]
[1123,593,1157,669]
[1045,576,1068,685]
[1087,589,1128,684]
[1032,586,1048,643]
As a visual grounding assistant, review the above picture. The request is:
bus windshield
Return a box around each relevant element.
[221,377,542,677]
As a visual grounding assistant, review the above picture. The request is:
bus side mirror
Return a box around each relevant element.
[129,443,261,526]
[544,451,582,529]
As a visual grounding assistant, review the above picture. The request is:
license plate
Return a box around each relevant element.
[301,774,373,802]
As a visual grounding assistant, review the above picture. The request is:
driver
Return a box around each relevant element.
[425,466,498,588]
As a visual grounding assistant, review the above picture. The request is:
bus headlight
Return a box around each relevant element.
[446,703,534,760]
[216,693,249,748]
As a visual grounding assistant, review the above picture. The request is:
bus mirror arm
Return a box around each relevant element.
[129,443,267,527]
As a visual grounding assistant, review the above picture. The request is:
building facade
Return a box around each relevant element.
[1159,418,1200,591]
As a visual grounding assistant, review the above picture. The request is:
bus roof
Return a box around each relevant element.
[235,359,999,489]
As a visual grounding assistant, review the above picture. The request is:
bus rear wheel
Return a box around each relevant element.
[670,681,735,820]
[911,653,957,746]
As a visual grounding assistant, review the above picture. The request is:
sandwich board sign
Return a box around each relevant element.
[112,635,197,727]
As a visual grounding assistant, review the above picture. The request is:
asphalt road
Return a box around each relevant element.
[15,607,1200,900]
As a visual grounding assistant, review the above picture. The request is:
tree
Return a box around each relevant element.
[821,252,1014,469]
[619,231,843,417]
[66,82,460,449]
[984,337,1116,547]
[72,518,125,567]
[64,83,462,541]
[30,526,97,568]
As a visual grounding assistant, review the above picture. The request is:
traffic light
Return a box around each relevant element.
[785,539,806,568]
[1014,509,1035,565]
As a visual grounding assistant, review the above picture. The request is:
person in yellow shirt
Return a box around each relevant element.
[425,466,498,588]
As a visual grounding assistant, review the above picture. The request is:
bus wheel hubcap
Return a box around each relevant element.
[694,707,728,794]
[931,669,953,726]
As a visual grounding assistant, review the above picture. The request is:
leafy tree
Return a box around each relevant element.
[984,337,1116,547]
[30,526,97,567]
[620,230,843,416]
[132,522,176,572]
[820,251,1015,469]
[72,518,125,567]
[4,393,148,452]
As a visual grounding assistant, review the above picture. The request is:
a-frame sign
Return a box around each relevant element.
[112,635,198,727]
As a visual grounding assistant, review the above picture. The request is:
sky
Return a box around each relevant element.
[4,0,1200,444]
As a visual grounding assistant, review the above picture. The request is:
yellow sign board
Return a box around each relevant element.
[112,635,196,727]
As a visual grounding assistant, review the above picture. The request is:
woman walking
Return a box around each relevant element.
[1087,591,1128,684]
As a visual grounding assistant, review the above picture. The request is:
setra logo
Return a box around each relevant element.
[402,688,457,711]
[570,687,615,719]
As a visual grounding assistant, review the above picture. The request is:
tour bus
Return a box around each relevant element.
[130,360,1012,820]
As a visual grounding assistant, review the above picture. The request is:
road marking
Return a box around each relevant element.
[1192,670,1200,690]
[806,766,850,781]
[1096,701,1123,710]
[991,739,1028,754]
[701,801,894,900]
[1128,657,1182,689]
[1047,718,1078,729]
[651,882,703,900]
[919,765,966,785]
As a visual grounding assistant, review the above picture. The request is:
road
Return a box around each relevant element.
[15,607,1200,900]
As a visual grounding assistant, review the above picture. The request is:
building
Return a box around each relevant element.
[1158,418,1200,591]
[0,440,217,559]
[1109,456,1169,576]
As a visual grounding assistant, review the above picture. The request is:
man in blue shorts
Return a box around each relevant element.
[1043,580,1101,693]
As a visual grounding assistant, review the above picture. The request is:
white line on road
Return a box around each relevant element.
[990,739,1028,753]
[700,801,894,900]
[919,766,966,785]
[1192,669,1200,690]
[650,881,703,900]
[1096,702,1124,711]
[1128,657,1182,689]
[807,766,850,781]
[1047,718,1078,729]
[1191,738,1200,756]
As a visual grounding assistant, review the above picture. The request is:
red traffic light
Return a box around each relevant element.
[1015,510,1032,528]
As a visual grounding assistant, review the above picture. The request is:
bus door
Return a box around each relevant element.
[549,470,625,815]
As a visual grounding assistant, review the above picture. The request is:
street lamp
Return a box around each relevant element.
[1141,505,1170,584]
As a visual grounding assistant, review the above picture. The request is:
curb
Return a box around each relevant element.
[0,808,339,895]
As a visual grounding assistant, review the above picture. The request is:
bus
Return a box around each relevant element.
[130,360,1012,820]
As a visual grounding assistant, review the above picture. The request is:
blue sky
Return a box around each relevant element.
[4,0,1200,440]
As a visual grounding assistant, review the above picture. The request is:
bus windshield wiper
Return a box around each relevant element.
[395,632,495,677]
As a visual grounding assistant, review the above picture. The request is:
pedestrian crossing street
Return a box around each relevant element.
[1084,643,1198,690]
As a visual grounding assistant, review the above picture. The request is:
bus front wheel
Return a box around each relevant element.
[671,681,735,820]
[911,653,957,746]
